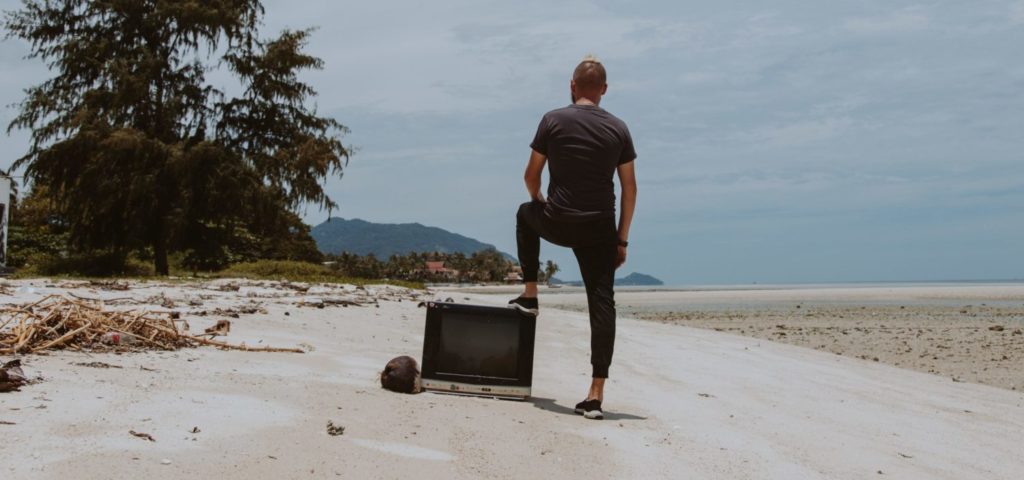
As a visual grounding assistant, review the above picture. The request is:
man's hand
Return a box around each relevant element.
[616,245,627,268]
[525,150,547,201]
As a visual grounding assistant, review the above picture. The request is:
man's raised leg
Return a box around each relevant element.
[511,202,544,313]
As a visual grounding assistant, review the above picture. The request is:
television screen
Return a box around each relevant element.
[436,311,519,380]
[421,302,535,399]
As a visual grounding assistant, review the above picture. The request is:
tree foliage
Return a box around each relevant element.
[4,0,348,274]
[325,249,546,284]
[5,185,68,269]
[542,259,560,284]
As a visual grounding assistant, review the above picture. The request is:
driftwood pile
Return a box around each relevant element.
[0,295,303,354]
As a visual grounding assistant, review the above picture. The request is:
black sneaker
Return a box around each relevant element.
[574,399,603,420]
[508,296,539,315]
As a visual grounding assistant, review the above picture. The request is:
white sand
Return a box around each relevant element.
[1,280,1023,479]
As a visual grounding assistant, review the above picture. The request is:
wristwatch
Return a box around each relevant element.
[618,239,629,247]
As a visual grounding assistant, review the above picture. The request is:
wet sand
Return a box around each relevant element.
[636,305,1024,391]
[528,285,1024,391]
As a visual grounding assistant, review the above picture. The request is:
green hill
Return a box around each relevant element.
[616,272,665,286]
[553,272,665,287]
[312,217,512,258]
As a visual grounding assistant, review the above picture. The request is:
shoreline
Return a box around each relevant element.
[457,285,1024,391]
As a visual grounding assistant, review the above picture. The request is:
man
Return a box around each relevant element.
[509,55,637,420]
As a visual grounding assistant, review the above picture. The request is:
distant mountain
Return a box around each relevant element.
[556,272,665,287]
[616,272,665,286]
[312,217,513,258]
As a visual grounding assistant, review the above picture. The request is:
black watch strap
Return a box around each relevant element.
[618,239,629,247]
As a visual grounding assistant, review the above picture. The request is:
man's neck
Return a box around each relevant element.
[575,97,600,107]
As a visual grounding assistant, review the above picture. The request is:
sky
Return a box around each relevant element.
[2,0,1023,285]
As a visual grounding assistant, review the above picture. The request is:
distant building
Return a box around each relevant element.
[504,265,523,283]
[424,261,459,279]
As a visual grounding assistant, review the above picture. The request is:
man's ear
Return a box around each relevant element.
[601,83,608,95]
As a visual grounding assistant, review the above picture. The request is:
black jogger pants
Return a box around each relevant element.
[515,201,618,378]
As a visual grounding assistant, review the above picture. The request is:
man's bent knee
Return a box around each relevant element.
[516,201,536,222]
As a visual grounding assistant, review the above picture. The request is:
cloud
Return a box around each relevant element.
[844,8,930,34]
[1011,1,1024,24]
[729,117,854,148]
[253,0,674,116]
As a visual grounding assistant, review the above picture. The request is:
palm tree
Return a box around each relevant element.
[543,260,560,285]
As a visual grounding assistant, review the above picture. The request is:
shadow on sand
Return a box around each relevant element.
[529,397,647,421]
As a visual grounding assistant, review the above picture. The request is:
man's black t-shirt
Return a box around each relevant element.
[530,104,636,222]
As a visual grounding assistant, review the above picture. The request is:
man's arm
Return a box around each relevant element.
[524,149,547,202]
[616,160,637,268]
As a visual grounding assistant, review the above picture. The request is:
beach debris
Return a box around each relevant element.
[1,360,29,393]
[90,280,130,291]
[0,420,15,425]
[898,452,914,459]
[697,393,716,398]
[204,320,232,336]
[190,426,201,434]
[381,355,421,394]
[130,430,156,442]
[192,305,265,318]
[323,298,362,307]
[161,459,172,465]
[15,286,40,295]
[988,325,1005,332]
[100,331,139,346]
[149,294,176,309]
[326,421,345,436]
[299,297,325,308]
[282,282,311,293]
[218,282,241,292]
[73,361,123,369]
[0,295,305,354]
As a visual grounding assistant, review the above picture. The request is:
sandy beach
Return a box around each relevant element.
[536,284,1024,391]
[1,280,1023,479]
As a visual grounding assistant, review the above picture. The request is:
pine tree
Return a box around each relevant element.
[4,1,348,274]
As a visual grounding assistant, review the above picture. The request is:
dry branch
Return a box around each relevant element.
[0,295,303,355]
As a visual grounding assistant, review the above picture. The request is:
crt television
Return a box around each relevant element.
[421,302,536,399]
